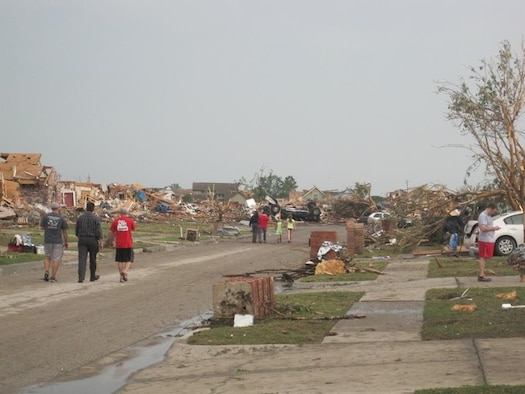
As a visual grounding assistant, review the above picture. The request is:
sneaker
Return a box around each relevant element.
[120,273,125,283]
[478,276,492,282]
[90,275,100,282]
[123,273,128,282]
[44,272,49,282]
[49,277,57,283]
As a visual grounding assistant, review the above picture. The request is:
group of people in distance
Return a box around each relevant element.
[249,209,295,244]
[40,202,135,284]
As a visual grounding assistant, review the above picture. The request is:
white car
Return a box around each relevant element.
[368,212,391,224]
[463,211,523,256]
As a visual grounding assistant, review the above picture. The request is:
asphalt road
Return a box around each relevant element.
[0,222,346,394]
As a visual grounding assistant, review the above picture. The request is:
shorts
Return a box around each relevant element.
[44,244,64,262]
[478,241,495,258]
[115,248,133,263]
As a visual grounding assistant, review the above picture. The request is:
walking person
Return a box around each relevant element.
[249,210,260,244]
[40,202,68,283]
[286,214,296,243]
[110,207,136,283]
[258,209,270,243]
[444,208,462,256]
[275,216,283,243]
[75,202,103,283]
[477,202,500,282]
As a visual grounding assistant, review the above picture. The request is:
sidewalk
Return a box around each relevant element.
[119,257,525,394]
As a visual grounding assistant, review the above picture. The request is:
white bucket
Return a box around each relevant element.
[36,245,44,255]
[233,314,254,328]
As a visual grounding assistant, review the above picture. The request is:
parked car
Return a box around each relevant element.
[463,210,523,256]
[368,211,391,223]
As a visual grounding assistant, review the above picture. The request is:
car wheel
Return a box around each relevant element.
[495,236,517,256]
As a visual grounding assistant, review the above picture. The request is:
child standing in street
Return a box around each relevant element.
[286,215,295,243]
[275,217,283,243]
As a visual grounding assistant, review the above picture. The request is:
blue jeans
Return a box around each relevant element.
[259,228,267,243]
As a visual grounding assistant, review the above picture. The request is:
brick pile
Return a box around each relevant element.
[212,276,275,319]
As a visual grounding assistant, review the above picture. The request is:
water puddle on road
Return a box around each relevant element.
[21,311,213,394]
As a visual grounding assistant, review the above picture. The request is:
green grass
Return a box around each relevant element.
[0,251,45,265]
[0,219,214,265]
[357,247,398,258]
[427,256,515,278]
[423,287,525,340]
[187,291,363,345]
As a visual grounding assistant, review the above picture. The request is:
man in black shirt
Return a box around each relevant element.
[75,202,103,283]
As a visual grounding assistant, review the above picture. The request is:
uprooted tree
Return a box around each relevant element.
[438,39,525,213]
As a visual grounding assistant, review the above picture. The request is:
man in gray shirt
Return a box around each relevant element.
[40,202,69,283]
[477,202,500,282]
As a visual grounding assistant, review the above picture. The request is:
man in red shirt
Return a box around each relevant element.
[110,207,136,283]
[258,209,270,243]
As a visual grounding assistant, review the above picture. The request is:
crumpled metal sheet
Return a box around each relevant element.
[317,241,343,260]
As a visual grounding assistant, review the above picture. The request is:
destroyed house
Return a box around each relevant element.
[192,182,240,202]
[0,153,59,206]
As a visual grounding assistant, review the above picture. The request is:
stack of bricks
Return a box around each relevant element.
[212,276,275,319]
[346,219,365,255]
[309,231,338,261]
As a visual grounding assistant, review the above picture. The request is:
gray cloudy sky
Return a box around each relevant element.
[1,1,524,195]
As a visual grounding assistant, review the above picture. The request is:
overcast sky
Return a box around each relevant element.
[1,1,524,195]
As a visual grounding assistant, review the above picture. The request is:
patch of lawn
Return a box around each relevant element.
[299,261,388,282]
[358,247,397,258]
[0,220,205,266]
[422,287,525,340]
[416,384,525,393]
[0,251,44,265]
[427,256,515,278]
[187,291,363,345]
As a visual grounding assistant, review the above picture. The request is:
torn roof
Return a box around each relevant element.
[0,153,55,185]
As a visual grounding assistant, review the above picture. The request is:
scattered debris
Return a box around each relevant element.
[316,241,343,261]
[216,226,240,236]
[233,314,254,328]
[0,206,16,219]
[451,304,477,312]
[7,234,36,253]
[315,259,346,275]
[502,303,525,309]
[496,291,517,300]
[449,288,470,301]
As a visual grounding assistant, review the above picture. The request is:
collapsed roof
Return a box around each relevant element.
[0,153,55,185]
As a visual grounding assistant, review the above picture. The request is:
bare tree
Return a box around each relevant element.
[438,40,525,211]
